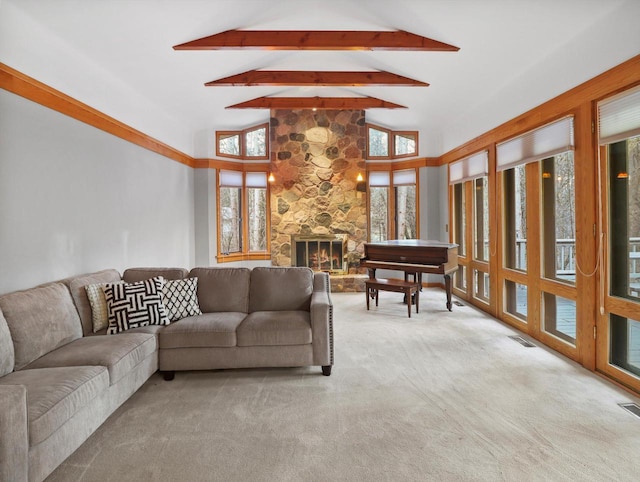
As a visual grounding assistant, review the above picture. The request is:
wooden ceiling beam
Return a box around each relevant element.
[206,70,428,87]
[226,96,407,109]
[174,29,459,51]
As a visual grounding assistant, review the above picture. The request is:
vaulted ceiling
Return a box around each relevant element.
[1,0,639,158]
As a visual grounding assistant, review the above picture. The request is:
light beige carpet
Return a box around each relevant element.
[48,289,640,481]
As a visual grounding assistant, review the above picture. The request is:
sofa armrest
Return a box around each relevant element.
[310,273,333,367]
[0,384,28,482]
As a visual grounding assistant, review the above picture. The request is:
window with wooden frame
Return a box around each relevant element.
[394,132,418,158]
[597,85,640,389]
[366,124,418,160]
[217,169,270,262]
[216,123,269,160]
[368,168,419,241]
[393,169,417,240]
[449,151,489,303]
[493,116,579,360]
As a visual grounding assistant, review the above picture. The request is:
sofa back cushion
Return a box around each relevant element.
[0,307,14,376]
[189,267,250,313]
[249,267,314,312]
[0,283,82,370]
[122,267,188,283]
[68,269,122,336]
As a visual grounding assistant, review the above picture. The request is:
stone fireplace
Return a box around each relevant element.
[269,109,368,282]
[292,234,347,273]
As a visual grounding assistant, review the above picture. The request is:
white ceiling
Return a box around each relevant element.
[1,0,639,158]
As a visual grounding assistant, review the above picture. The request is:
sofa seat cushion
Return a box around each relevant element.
[24,333,156,385]
[237,311,312,347]
[0,366,108,446]
[159,312,246,349]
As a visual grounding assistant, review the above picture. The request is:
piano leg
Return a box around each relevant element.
[444,274,453,311]
[403,272,421,304]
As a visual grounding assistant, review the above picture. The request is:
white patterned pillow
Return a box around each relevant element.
[162,277,202,322]
[85,282,123,333]
[104,277,169,334]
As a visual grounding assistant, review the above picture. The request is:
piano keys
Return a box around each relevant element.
[360,239,458,311]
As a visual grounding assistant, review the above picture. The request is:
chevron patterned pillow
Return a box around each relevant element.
[104,276,169,334]
[162,277,202,322]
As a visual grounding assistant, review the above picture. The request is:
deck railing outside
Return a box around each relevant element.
[509,237,640,282]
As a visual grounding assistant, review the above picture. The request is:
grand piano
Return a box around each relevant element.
[360,240,459,311]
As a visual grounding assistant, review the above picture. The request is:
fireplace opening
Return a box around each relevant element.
[292,235,347,273]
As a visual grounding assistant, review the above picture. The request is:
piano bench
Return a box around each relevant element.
[365,278,420,318]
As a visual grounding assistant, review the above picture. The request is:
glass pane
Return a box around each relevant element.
[473,177,489,262]
[395,185,416,240]
[394,133,417,156]
[542,292,576,344]
[218,133,241,156]
[610,314,640,377]
[504,165,527,271]
[454,265,467,291]
[473,269,490,303]
[368,128,389,157]
[609,135,640,301]
[505,280,527,321]
[369,187,388,242]
[245,126,267,157]
[220,187,241,253]
[247,187,266,251]
[331,241,344,271]
[453,183,466,257]
[542,153,576,284]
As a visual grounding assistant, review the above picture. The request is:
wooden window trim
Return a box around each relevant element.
[216,131,243,159]
[367,166,420,241]
[216,169,271,261]
[216,122,269,160]
[242,122,270,160]
[366,123,392,160]
[393,131,419,158]
[367,124,421,160]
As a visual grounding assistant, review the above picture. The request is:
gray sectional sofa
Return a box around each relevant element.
[0,266,333,482]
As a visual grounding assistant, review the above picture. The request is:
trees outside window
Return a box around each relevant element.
[368,169,418,241]
[217,170,269,261]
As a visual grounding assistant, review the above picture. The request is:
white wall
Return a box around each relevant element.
[193,168,216,266]
[0,1,193,156]
[0,90,195,294]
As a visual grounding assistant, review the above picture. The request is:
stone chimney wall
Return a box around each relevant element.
[269,109,367,272]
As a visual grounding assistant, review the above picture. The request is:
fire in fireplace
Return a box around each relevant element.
[292,234,347,273]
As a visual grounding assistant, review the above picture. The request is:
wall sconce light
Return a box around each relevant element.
[268,172,275,183]
[617,172,629,179]
[356,172,366,192]
[542,172,551,179]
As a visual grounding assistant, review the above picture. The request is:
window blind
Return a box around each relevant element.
[245,172,267,188]
[392,169,416,186]
[369,171,390,186]
[219,170,243,187]
[496,116,574,172]
[448,150,488,184]
[598,84,640,145]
